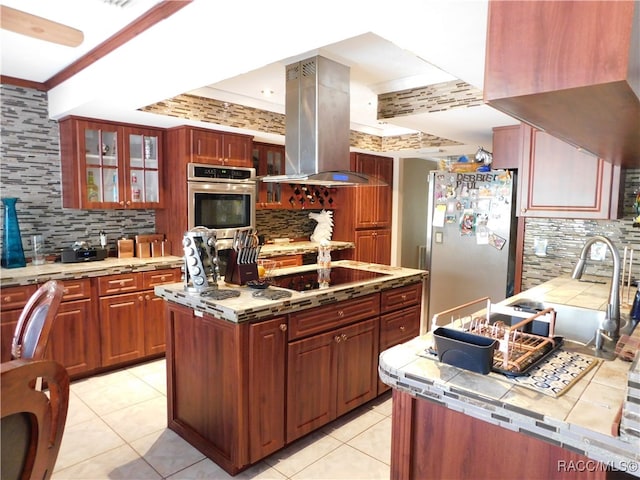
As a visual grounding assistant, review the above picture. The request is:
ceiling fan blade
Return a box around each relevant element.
[0,5,84,47]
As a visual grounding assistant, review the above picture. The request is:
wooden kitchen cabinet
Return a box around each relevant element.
[98,269,180,366]
[46,279,99,377]
[253,142,286,208]
[0,284,37,362]
[352,152,393,229]
[286,293,380,442]
[248,316,287,462]
[191,128,252,167]
[354,229,391,264]
[142,269,182,355]
[287,317,379,443]
[59,116,164,209]
[378,282,423,393]
[263,254,303,268]
[333,153,393,264]
[517,124,622,219]
[484,1,639,167]
[492,125,521,169]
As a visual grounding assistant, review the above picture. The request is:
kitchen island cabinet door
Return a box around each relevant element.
[99,292,145,366]
[335,318,379,417]
[248,317,287,462]
[286,317,379,442]
[287,329,336,443]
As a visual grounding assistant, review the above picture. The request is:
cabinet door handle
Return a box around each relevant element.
[334,335,342,343]
[126,200,131,206]
[145,295,151,301]
[341,333,348,342]
[138,295,144,302]
[197,139,201,156]
[279,323,287,332]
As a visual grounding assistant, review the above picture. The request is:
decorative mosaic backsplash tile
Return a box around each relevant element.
[521,169,640,291]
[377,80,484,118]
[141,93,458,151]
[0,85,156,257]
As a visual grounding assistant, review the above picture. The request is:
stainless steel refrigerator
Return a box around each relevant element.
[425,170,517,326]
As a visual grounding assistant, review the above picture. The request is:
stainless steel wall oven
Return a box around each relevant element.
[187,163,256,275]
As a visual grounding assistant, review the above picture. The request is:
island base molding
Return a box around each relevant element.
[390,390,634,480]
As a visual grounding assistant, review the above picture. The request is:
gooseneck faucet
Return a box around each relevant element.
[571,235,621,349]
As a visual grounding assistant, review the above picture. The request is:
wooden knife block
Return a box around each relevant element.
[225,250,258,285]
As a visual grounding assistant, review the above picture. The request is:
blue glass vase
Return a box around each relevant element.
[1,197,26,268]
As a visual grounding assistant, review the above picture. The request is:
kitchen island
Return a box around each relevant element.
[154,260,427,475]
[379,276,640,480]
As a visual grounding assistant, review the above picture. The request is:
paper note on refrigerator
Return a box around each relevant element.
[433,204,446,228]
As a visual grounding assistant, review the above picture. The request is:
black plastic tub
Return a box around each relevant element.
[433,327,498,375]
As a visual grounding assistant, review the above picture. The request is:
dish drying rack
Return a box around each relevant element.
[431,297,561,375]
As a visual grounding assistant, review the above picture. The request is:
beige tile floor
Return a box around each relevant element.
[52,359,393,480]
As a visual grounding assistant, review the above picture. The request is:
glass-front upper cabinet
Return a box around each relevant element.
[60,117,164,209]
[126,129,160,205]
[253,142,285,208]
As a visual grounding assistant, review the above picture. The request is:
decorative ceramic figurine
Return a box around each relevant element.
[309,210,334,243]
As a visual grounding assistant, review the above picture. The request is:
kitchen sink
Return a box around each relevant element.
[496,298,635,360]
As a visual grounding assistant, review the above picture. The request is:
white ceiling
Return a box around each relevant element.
[0,0,518,159]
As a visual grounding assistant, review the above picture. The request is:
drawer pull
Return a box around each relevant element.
[401,295,407,301]
[399,325,406,331]
[63,288,70,295]
[279,323,287,332]
[4,296,11,302]
[337,310,344,317]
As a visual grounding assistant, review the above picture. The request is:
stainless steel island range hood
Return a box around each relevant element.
[262,55,382,187]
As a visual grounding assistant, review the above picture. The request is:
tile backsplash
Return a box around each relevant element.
[2,82,639,293]
[0,85,156,257]
[521,169,640,291]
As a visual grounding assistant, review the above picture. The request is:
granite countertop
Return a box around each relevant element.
[0,256,184,287]
[154,260,428,324]
[258,240,354,257]
[379,275,640,476]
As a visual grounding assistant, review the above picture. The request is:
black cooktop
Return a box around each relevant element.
[269,267,390,292]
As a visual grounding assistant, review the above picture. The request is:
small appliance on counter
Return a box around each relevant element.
[61,241,107,263]
[183,227,219,293]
